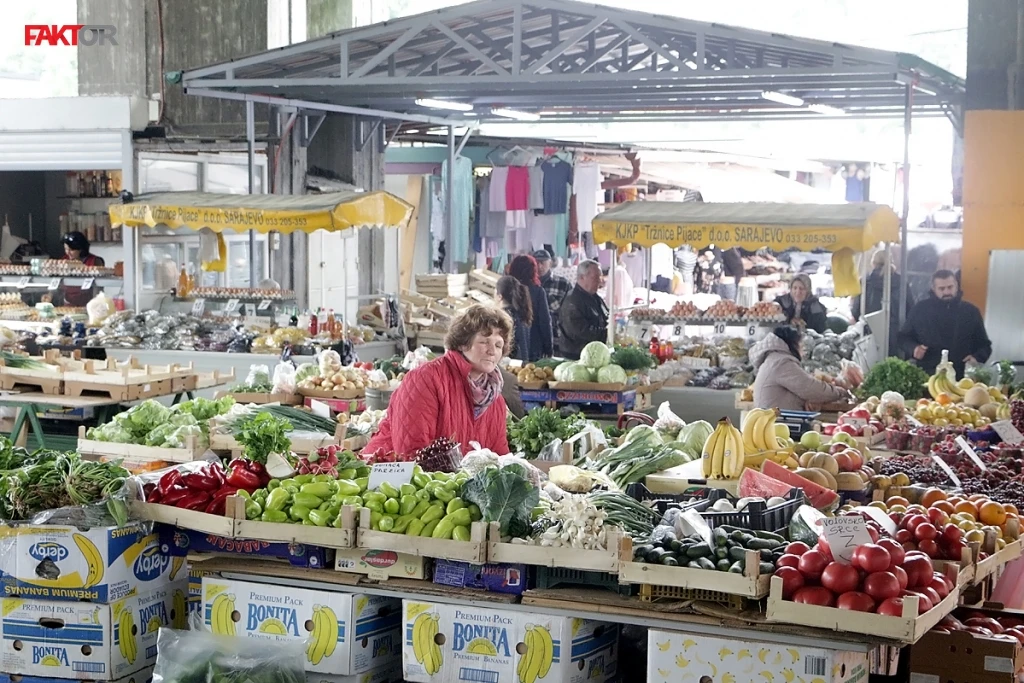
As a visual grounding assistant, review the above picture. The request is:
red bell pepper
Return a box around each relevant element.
[204,486,239,515]
[206,463,225,487]
[143,483,158,502]
[157,469,182,496]
[179,491,211,510]
[160,486,190,507]
[182,472,219,492]
[225,465,261,491]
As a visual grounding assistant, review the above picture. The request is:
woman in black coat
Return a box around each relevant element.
[775,273,828,334]
[496,276,532,362]
[508,255,553,360]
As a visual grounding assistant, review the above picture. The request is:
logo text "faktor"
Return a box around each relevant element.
[25,25,118,46]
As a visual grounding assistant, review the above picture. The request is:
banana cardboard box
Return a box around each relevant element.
[304,658,403,683]
[0,666,153,683]
[646,629,869,683]
[202,577,401,676]
[402,600,619,683]
[0,580,187,680]
[0,522,181,603]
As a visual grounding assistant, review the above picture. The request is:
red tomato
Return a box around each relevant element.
[836,591,876,612]
[785,542,811,556]
[877,539,906,568]
[797,550,830,581]
[965,617,1004,634]
[918,539,941,558]
[775,566,805,599]
[999,617,1024,629]
[927,574,950,599]
[903,514,928,533]
[876,597,907,616]
[941,524,963,545]
[902,590,933,614]
[863,571,901,601]
[920,586,942,607]
[1001,628,1024,646]
[866,526,880,543]
[938,615,965,631]
[903,555,934,589]
[914,523,939,542]
[927,507,947,525]
[965,626,994,636]
[776,554,801,570]
[821,562,860,594]
[851,544,892,574]
[892,566,909,591]
[793,586,835,607]
[895,529,914,544]
[816,535,834,561]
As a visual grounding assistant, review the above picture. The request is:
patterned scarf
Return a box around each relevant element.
[467,368,504,418]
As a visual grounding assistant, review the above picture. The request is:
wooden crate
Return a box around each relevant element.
[219,391,303,405]
[63,357,193,400]
[548,381,630,392]
[618,546,772,599]
[210,423,347,455]
[355,508,486,563]
[0,355,64,394]
[765,565,960,644]
[233,502,357,548]
[184,368,236,392]
[129,499,236,537]
[77,426,206,464]
[976,537,1022,582]
[486,522,623,572]
[297,387,365,400]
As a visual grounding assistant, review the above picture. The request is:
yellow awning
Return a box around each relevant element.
[109,190,414,235]
[592,201,900,252]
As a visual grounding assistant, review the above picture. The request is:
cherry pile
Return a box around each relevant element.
[878,455,952,486]
[1012,399,1024,434]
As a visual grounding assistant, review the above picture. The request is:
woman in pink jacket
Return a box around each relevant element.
[364,305,511,457]
[751,327,851,411]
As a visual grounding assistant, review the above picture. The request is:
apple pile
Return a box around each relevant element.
[934,612,1024,644]
[774,520,953,615]
[821,406,884,439]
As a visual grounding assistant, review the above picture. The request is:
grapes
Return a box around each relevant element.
[1012,399,1024,434]
[878,455,951,486]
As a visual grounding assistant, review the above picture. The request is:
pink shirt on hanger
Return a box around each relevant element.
[505,166,530,210]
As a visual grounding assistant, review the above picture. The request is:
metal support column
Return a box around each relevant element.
[445,126,455,273]
[607,249,617,345]
[898,84,913,328]
[882,245,892,359]
[246,100,257,289]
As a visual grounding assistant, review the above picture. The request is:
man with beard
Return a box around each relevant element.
[898,270,991,377]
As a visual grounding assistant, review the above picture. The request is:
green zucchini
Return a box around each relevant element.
[713,527,729,547]
[728,546,747,562]
[752,530,787,543]
[746,538,782,551]
[686,544,712,559]
[716,558,732,572]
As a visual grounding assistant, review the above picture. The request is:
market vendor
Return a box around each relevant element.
[750,327,851,411]
[775,274,827,334]
[559,260,608,360]
[363,304,511,456]
[61,231,105,307]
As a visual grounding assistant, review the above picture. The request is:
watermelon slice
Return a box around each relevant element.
[738,467,792,500]
[761,460,839,510]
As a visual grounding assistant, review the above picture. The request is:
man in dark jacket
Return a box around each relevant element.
[898,270,991,377]
[851,251,911,354]
[559,260,608,360]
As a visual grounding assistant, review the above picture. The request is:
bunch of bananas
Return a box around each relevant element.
[411,612,442,676]
[209,593,236,637]
[518,625,554,683]
[72,534,104,589]
[116,604,137,665]
[702,418,744,480]
[927,366,965,401]
[172,589,188,630]
[306,605,339,665]
[741,409,795,468]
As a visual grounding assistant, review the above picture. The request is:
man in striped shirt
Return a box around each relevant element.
[534,250,571,354]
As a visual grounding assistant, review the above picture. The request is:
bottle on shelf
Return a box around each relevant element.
[100,171,109,197]
[289,308,299,328]
[177,264,190,298]
[648,336,661,362]
[325,309,336,339]
[187,265,197,293]
[308,309,319,336]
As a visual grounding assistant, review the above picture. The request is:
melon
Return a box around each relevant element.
[806,453,839,476]
[835,472,868,491]
[739,467,793,500]
[964,386,991,409]
[762,460,840,510]
[980,403,999,420]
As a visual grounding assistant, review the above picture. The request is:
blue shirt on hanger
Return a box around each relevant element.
[541,159,573,215]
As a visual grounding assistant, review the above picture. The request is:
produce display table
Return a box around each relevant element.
[652,386,742,424]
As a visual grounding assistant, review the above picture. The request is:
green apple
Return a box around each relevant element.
[831,432,857,447]
[799,430,822,450]
[774,423,791,440]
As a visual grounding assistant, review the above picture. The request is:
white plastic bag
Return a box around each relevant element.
[86,292,114,325]
[245,364,271,387]
[654,401,686,438]
[272,362,297,394]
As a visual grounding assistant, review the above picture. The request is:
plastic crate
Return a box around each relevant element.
[624,482,719,515]
[638,583,746,609]
[699,488,806,536]
[535,566,636,596]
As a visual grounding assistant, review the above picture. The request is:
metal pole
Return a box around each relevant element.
[246,100,257,289]
[607,248,617,345]
[898,84,912,327]
[445,125,455,273]
[646,247,652,305]
[882,245,892,359]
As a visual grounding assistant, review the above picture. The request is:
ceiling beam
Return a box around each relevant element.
[529,16,605,74]
[349,22,425,79]
[432,20,510,76]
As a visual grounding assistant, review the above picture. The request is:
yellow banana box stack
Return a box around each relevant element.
[304,657,402,683]
[402,600,619,683]
[200,577,401,676]
[0,522,182,603]
[646,629,869,683]
[0,579,187,680]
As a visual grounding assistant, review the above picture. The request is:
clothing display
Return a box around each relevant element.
[442,156,473,266]
[478,178,506,240]
[489,166,509,211]
[505,166,530,210]
[527,213,558,251]
[528,165,544,210]
[572,161,602,233]
[620,249,648,288]
[541,159,573,215]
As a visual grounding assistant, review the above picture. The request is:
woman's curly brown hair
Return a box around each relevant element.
[444,304,514,355]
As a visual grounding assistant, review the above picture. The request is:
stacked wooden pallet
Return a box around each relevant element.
[415,273,468,298]
[469,268,500,296]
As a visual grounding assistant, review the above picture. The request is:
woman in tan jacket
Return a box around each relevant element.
[751,327,851,411]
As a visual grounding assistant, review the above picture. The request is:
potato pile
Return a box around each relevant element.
[516,363,555,384]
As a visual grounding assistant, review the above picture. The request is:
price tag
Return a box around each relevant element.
[258,299,272,311]
[309,399,331,419]
[906,415,922,427]
[245,303,257,317]
[81,277,94,290]
[855,505,897,537]
[930,453,962,487]
[367,462,416,491]
[47,278,61,291]
[991,420,1024,444]
[713,322,726,335]
[747,325,757,338]
[638,322,651,340]
[821,516,873,565]
[224,299,240,314]
[842,416,869,430]
[955,435,988,471]
[191,299,205,316]
[16,277,30,289]
[672,324,683,339]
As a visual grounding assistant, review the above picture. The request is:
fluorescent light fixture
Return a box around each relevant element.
[491,108,540,121]
[807,103,846,116]
[761,90,804,107]
[414,98,473,112]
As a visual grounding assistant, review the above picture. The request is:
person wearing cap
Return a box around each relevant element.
[533,250,571,353]
[61,231,105,306]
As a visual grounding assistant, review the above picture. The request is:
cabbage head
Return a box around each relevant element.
[676,420,714,458]
[565,364,595,382]
[295,363,319,383]
[624,424,662,446]
[596,364,627,384]
[553,361,576,382]
[580,341,612,369]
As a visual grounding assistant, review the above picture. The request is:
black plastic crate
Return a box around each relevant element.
[625,482,718,515]
[535,566,636,596]
[698,487,806,536]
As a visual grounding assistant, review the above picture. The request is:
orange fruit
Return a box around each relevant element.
[1006,504,1020,515]
[980,501,1008,526]
[921,488,947,508]
[887,496,910,508]
[968,494,990,503]
[937,393,953,406]
[933,500,955,515]
[954,500,979,518]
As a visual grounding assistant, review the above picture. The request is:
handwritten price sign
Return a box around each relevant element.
[367,462,415,490]
[821,516,873,565]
